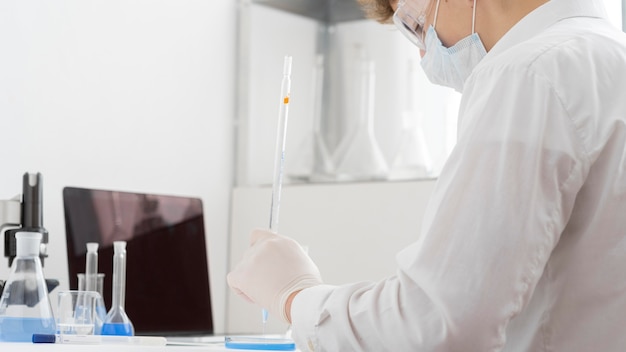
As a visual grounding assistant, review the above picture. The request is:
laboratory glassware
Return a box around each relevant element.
[333,46,389,181]
[389,111,433,180]
[77,273,105,297]
[85,242,99,293]
[288,55,335,182]
[76,274,107,334]
[389,59,433,180]
[262,55,293,332]
[101,241,134,336]
[77,242,105,333]
[56,290,106,335]
[269,55,292,233]
[0,232,56,342]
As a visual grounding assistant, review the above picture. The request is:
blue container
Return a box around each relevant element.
[0,317,56,342]
[101,322,133,336]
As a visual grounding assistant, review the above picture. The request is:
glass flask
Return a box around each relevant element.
[0,232,56,342]
[101,241,134,336]
[77,273,105,297]
[333,45,388,181]
[56,290,107,336]
[389,59,433,179]
[76,274,107,334]
[389,111,433,180]
[84,242,99,293]
[288,55,335,182]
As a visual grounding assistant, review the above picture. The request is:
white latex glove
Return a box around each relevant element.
[227,229,323,323]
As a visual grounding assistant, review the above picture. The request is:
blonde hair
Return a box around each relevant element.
[357,0,396,24]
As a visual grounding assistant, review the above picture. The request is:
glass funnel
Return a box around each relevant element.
[0,232,56,342]
[389,59,433,180]
[333,45,388,181]
[288,55,335,182]
[389,111,433,180]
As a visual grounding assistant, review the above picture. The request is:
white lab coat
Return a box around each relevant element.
[290,0,626,350]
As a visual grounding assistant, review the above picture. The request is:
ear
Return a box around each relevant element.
[390,0,399,12]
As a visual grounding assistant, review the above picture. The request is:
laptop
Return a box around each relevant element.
[62,186,213,337]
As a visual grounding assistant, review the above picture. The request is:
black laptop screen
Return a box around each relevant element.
[62,186,213,336]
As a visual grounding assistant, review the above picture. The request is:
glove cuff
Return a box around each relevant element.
[277,276,322,324]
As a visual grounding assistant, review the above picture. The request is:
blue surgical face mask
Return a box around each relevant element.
[419,0,487,93]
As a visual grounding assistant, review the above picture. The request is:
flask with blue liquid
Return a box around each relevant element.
[0,232,56,342]
[101,241,134,336]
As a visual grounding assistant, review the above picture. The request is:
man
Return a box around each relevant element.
[228,0,626,350]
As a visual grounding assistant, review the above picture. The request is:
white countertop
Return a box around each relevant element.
[1,342,226,351]
[1,335,299,351]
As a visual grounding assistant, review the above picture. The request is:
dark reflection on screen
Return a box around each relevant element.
[63,187,213,336]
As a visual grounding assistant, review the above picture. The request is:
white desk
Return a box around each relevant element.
[1,336,300,351]
[1,342,225,351]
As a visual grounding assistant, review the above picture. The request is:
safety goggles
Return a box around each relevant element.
[392,0,431,51]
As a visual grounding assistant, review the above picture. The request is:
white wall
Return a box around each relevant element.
[0,0,236,334]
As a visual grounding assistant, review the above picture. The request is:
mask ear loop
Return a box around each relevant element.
[472,0,477,33]
[432,0,441,28]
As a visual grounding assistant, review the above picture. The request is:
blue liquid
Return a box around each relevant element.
[101,322,133,336]
[0,317,56,342]
[96,305,108,319]
[225,336,296,351]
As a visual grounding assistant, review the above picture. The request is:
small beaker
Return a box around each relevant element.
[0,232,56,342]
[56,290,107,335]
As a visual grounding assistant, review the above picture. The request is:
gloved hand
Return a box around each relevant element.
[227,229,323,323]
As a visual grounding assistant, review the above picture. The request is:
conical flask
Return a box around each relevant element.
[390,59,432,180]
[333,46,388,181]
[101,241,134,336]
[389,111,433,180]
[0,232,56,342]
[288,55,335,182]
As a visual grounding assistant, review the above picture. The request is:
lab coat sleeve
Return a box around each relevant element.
[290,63,588,351]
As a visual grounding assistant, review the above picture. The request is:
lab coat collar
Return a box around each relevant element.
[483,0,608,61]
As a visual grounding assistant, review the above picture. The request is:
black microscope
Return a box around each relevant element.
[0,172,58,298]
